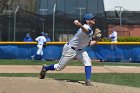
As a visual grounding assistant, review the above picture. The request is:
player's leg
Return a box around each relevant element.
[36,45,43,60]
[40,47,44,60]
[31,45,43,60]
[31,45,40,60]
[76,50,92,86]
[40,44,76,79]
[40,56,74,79]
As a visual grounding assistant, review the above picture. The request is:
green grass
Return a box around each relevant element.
[93,73,140,88]
[0,59,56,65]
[0,59,140,66]
[0,73,140,88]
[48,73,140,88]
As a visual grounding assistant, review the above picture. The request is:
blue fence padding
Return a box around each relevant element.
[43,45,63,60]
[0,44,140,62]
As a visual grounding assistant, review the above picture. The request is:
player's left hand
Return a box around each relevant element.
[43,42,46,48]
[93,28,102,40]
[89,40,97,46]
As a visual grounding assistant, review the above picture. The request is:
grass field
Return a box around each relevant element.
[0,59,140,88]
[0,59,140,66]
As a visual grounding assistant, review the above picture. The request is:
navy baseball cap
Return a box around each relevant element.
[84,13,95,21]
[41,32,45,35]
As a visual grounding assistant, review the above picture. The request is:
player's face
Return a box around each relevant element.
[88,19,95,26]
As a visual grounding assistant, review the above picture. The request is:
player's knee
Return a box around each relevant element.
[85,63,91,66]
[84,59,92,66]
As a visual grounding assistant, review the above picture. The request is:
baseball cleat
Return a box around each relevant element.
[31,56,34,60]
[84,80,93,86]
[39,64,47,79]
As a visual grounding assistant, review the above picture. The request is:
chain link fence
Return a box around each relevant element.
[1,0,140,41]
[0,0,107,42]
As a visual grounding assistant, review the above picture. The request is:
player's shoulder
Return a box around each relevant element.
[36,36,42,39]
[38,36,44,38]
[83,24,90,28]
[113,31,117,34]
[40,36,46,40]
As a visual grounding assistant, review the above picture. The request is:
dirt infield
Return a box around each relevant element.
[0,65,140,93]
[0,77,140,93]
[0,65,140,73]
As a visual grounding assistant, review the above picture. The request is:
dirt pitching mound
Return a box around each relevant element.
[0,77,139,93]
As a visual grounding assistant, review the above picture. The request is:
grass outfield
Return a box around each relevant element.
[0,73,140,88]
[0,59,140,66]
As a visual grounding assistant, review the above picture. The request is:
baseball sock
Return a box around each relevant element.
[85,66,91,80]
[44,64,55,71]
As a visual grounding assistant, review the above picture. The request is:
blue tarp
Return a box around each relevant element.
[0,44,140,62]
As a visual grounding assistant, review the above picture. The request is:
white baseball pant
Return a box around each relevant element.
[54,44,91,70]
[37,44,43,55]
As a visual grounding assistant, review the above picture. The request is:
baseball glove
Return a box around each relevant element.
[92,28,102,41]
[43,42,46,48]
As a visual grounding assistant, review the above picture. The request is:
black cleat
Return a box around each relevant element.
[84,80,93,86]
[39,64,47,79]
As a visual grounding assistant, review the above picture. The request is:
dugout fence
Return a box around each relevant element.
[0,0,106,42]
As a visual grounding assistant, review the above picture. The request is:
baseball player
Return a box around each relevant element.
[108,28,117,42]
[31,32,46,60]
[108,27,118,49]
[23,33,33,42]
[39,13,101,86]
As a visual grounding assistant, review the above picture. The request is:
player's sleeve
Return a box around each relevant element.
[109,33,116,38]
[44,37,47,42]
[35,37,39,41]
[83,25,92,35]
